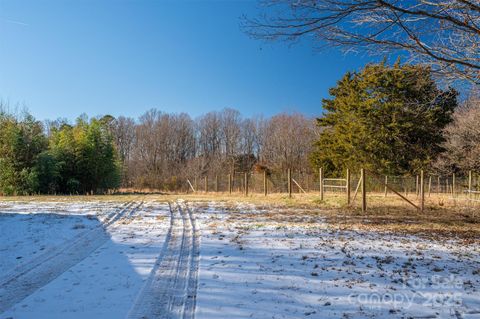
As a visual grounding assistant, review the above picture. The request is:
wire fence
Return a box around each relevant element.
[182,169,480,211]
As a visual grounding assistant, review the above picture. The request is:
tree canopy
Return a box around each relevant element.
[0,112,120,195]
[0,112,47,195]
[48,117,120,194]
[310,62,458,176]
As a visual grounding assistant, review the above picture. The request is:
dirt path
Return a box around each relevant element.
[0,201,143,314]
[127,201,200,319]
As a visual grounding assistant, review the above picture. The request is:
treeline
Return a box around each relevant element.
[1,62,478,195]
[0,113,120,195]
[112,109,315,190]
[0,107,315,194]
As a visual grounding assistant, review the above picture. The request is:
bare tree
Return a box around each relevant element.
[243,0,480,84]
[133,109,164,188]
[197,111,222,159]
[435,93,480,173]
[120,108,317,190]
[220,108,242,159]
[112,116,136,187]
[169,113,196,164]
[113,116,136,163]
[240,118,260,158]
[259,113,315,171]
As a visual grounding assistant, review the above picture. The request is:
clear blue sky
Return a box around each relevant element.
[0,0,370,121]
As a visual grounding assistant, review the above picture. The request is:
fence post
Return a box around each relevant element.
[428,175,432,197]
[228,174,232,194]
[194,177,198,193]
[346,169,351,205]
[215,175,218,192]
[287,168,292,198]
[452,173,456,198]
[469,170,472,199]
[244,172,248,196]
[416,175,419,197]
[384,176,388,197]
[263,170,267,196]
[437,176,440,194]
[319,167,324,201]
[205,176,208,193]
[420,170,425,212]
[361,168,366,213]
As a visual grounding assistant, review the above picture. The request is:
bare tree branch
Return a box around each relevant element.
[242,0,480,85]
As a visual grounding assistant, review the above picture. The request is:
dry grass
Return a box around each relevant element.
[1,191,478,240]
[161,192,480,240]
[0,194,140,203]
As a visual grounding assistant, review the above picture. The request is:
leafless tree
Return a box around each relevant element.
[197,111,222,159]
[241,118,261,157]
[169,113,196,164]
[220,108,242,159]
[118,108,317,190]
[133,110,162,187]
[112,116,136,186]
[435,92,480,173]
[113,116,136,163]
[259,113,315,171]
[243,0,480,84]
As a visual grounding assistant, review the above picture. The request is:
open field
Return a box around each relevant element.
[0,194,479,318]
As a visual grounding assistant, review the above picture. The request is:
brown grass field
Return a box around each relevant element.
[1,191,479,241]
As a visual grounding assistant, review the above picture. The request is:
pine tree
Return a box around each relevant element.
[310,62,458,176]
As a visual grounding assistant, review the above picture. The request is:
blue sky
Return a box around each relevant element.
[0,0,370,121]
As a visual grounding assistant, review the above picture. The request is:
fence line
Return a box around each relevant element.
[182,168,480,212]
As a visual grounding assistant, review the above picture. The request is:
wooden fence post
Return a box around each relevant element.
[437,176,440,194]
[468,170,472,199]
[187,179,196,193]
[306,174,309,192]
[215,175,218,192]
[420,170,425,212]
[205,176,208,193]
[287,168,292,198]
[319,167,324,201]
[263,170,267,196]
[228,174,232,194]
[244,172,248,196]
[194,177,198,193]
[428,175,432,197]
[346,169,351,205]
[361,168,366,213]
[452,173,456,198]
[416,175,419,197]
[384,176,388,197]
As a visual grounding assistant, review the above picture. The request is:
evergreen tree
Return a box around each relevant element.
[49,116,120,194]
[310,62,458,176]
[0,112,47,195]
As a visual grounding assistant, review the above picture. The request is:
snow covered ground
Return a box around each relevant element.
[0,199,171,319]
[193,202,480,319]
[0,198,479,319]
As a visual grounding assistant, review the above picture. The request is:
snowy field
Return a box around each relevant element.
[0,198,479,319]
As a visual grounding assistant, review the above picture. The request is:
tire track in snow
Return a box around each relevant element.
[0,201,133,287]
[182,203,200,319]
[127,201,200,319]
[0,200,143,314]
